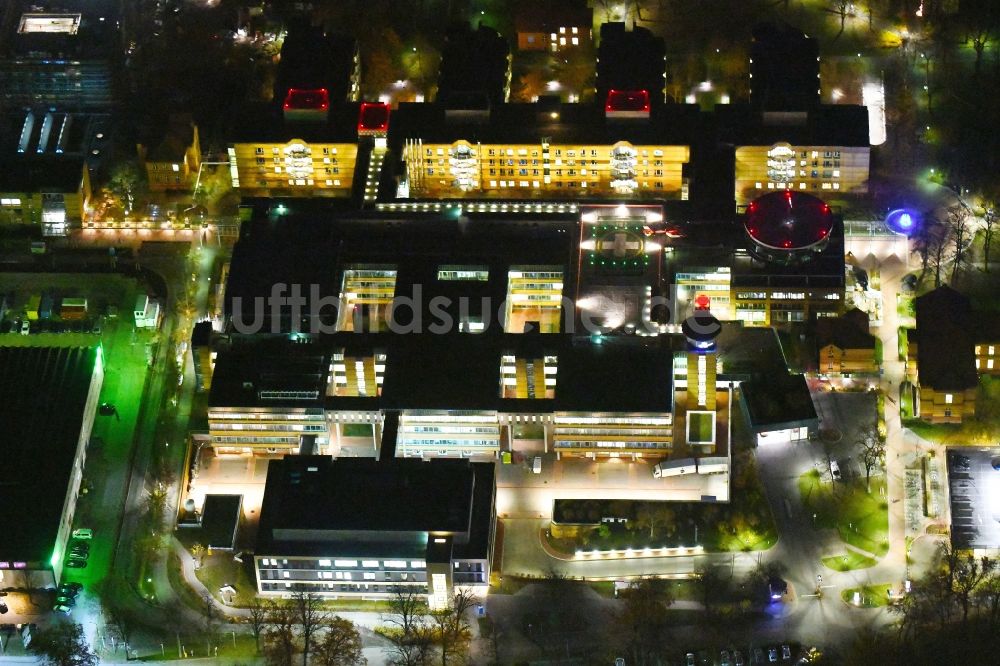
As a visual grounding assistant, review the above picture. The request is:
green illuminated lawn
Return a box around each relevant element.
[822,551,879,572]
[687,411,715,443]
[798,470,889,557]
[841,583,895,607]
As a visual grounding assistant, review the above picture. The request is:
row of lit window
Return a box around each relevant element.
[755,182,842,190]
[260,558,425,569]
[254,146,341,155]
[976,359,996,370]
[975,345,997,356]
[0,198,22,206]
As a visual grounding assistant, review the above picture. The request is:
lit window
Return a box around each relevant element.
[989,359,995,370]
[755,182,762,188]
[990,346,996,355]
[572,27,579,34]
[945,394,953,404]
[319,559,331,567]
[559,27,566,34]
[976,345,982,354]
[571,37,579,45]
[172,164,180,172]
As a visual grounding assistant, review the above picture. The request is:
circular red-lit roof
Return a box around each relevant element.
[744,191,834,251]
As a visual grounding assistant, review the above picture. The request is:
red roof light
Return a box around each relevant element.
[605,89,650,113]
[283,88,330,111]
[358,102,391,133]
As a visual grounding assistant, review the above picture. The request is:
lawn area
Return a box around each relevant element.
[342,423,374,437]
[194,551,256,606]
[154,633,259,661]
[840,584,895,608]
[822,551,879,572]
[798,470,889,557]
[688,411,715,443]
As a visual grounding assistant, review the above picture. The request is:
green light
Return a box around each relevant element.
[95,344,104,375]
[51,550,59,568]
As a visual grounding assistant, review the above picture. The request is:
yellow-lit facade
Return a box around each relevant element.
[732,288,842,326]
[328,349,386,397]
[504,267,563,333]
[819,343,878,375]
[402,139,688,200]
[0,165,90,233]
[918,387,976,424]
[337,266,397,332]
[975,343,1000,374]
[500,354,557,399]
[734,143,870,206]
[227,140,358,198]
[552,413,673,460]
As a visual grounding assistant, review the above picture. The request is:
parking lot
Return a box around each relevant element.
[947,447,1000,550]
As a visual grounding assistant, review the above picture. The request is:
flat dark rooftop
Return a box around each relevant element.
[741,373,817,429]
[257,455,495,558]
[915,286,978,392]
[0,346,99,563]
[201,494,242,550]
[388,101,704,147]
[209,340,330,409]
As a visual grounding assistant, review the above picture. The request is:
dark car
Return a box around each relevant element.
[58,582,82,597]
[954,454,971,471]
[66,559,87,569]
[55,596,75,607]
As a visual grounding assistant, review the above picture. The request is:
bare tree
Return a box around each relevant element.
[200,592,218,642]
[385,588,428,637]
[948,548,995,623]
[856,422,886,493]
[293,590,329,666]
[830,0,852,40]
[263,601,298,666]
[247,597,271,654]
[431,589,477,666]
[946,206,974,284]
[313,616,365,666]
[611,577,675,666]
[983,204,998,271]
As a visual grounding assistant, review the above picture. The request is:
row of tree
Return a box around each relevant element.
[246,591,365,666]
[379,588,478,666]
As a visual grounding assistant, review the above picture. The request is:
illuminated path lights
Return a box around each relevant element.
[885,208,920,236]
[572,545,706,560]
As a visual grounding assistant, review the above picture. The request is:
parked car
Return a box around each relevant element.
[720,650,732,666]
[55,596,75,607]
[685,653,696,666]
[752,647,765,665]
[66,559,87,569]
[734,650,745,666]
[768,647,778,663]
[954,454,971,471]
[781,645,792,661]
[830,460,842,480]
[71,528,93,539]
[53,603,72,614]
[20,320,29,335]
[69,550,88,560]
[57,583,82,597]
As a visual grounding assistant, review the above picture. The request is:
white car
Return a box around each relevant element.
[830,460,842,481]
[71,528,93,540]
